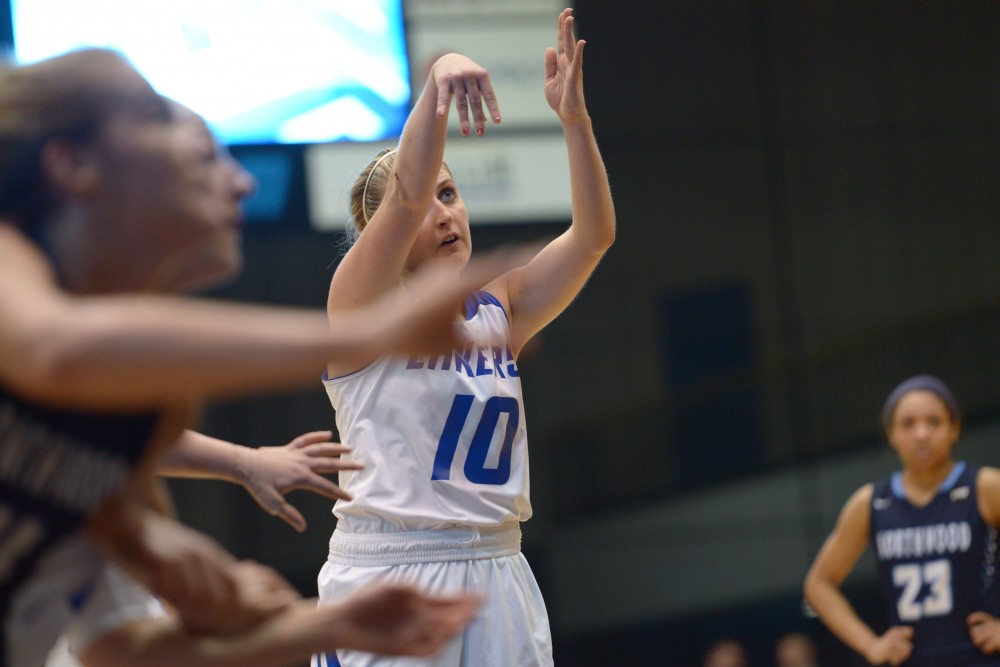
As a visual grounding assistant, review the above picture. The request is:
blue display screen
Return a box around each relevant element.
[9,0,411,146]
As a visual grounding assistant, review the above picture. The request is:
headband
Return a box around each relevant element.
[361,149,398,224]
[881,374,960,429]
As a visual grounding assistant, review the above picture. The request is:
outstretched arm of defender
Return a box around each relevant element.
[158,430,361,532]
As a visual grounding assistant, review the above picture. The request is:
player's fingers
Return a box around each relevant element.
[250,484,286,516]
[480,78,501,124]
[452,81,470,136]
[894,643,913,663]
[437,593,482,623]
[234,561,299,608]
[275,501,307,532]
[407,594,479,653]
[288,430,335,448]
[313,464,364,478]
[564,14,577,61]
[298,442,351,466]
[423,596,480,653]
[889,641,911,662]
[299,446,361,473]
[403,617,458,657]
[301,442,352,459]
[310,458,364,475]
[465,81,486,135]
[556,8,568,57]
[295,474,353,502]
[545,46,557,82]
[571,40,586,80]
[435,82,452,118]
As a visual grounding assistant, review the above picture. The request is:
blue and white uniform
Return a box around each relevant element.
[315,291,551,667]
[871,462,1000,666]
[0,385,156,667]
[41,544,166,667]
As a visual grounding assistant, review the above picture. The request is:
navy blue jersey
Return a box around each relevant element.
[0,385,157,663]
[870,462,1000,666]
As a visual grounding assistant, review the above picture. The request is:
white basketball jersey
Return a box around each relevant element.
[323,291,531,533]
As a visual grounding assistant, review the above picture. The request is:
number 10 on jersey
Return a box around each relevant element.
[431,394,519,485]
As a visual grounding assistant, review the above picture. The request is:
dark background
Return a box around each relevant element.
[159,2,1000,665]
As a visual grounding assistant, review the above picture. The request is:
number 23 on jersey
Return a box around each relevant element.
[893,559,954,621]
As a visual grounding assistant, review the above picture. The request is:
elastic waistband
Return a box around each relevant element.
[328,523,521,566]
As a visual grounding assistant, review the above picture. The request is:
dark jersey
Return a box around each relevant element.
[870,462,1000,666]
[0,384,156,662]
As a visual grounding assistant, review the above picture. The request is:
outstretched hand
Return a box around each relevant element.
[969,611,1000,654]
[332,583,482,657]
[544,8,588,124]
[100,504,296,635]
[430,53,501,136]
[236,431,362,532]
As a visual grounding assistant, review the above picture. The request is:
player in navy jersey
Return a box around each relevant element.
[805,375,1000,666]
[318,8,615,666]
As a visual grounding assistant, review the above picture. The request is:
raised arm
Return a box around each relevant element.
[159,430,361,532]
[495,8,615,355]
[328,54,501,313]
[804,484,914,666]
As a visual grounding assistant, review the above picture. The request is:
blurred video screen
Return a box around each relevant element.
[10,0,411,145]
